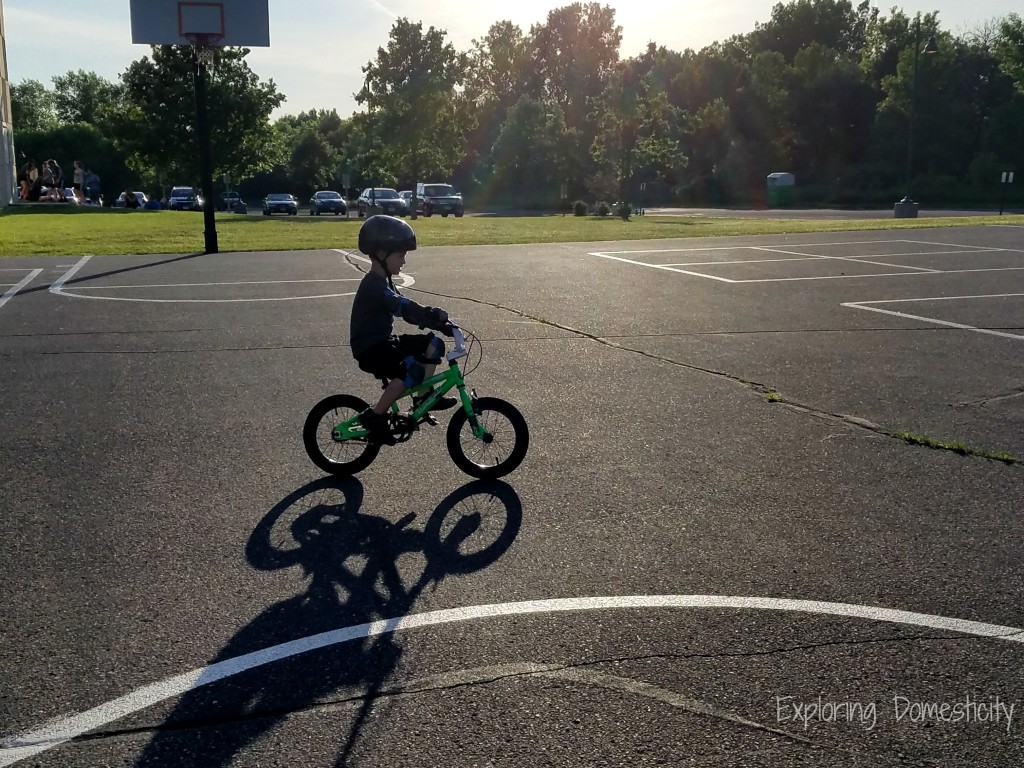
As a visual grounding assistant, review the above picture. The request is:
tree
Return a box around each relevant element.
[527,2,622,132]
[750,0,870,62]
[996,13,1024,92]
[357,18,468,201]
[591,52,686,201]
[118,45,284,190]
[51,70,124,128]
[490,96,581,203]
[10,80,57,133]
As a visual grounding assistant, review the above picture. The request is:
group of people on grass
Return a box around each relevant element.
[17,159,101,205]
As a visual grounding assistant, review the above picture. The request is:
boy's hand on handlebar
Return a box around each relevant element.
[425,307,448,328]
[441,321,457,337]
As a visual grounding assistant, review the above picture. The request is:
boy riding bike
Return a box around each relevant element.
[350,215,456,444]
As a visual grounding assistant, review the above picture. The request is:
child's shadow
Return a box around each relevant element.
[133,476,522,766]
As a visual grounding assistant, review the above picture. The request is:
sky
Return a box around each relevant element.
[4,0,1020,119]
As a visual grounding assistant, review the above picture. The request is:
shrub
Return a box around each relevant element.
[594,200,611,216]
[573,200,588,216]
[616,201,632,220]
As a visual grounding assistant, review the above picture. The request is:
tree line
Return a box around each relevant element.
[10,0,1024,209]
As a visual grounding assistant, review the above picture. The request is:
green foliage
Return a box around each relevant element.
[11,3,1024,210]
[573,200,588,216]
[594,201,611,216]
[118,46,284,191]
[996,14,1024,92]
[357,18,468,188]
[11,80,57,133]
[51,70,124,129]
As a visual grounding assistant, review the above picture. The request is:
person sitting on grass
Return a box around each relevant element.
[350,215,456,444]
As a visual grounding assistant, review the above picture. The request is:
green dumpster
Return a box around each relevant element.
[767,172,795,206]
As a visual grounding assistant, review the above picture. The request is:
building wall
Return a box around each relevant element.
[0,0,15,207]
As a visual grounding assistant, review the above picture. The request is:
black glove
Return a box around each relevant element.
[440,321,456,337]
[424,307,448,329]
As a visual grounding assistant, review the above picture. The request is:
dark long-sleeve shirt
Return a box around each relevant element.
[350,271,438,358]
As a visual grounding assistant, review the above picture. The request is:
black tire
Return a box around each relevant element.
[446,397,529,479]
[304,394,380,475]
[455,210,464,217]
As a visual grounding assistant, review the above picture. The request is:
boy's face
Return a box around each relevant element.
[384,251,406,276]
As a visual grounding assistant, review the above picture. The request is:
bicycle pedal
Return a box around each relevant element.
[424,414,438,426]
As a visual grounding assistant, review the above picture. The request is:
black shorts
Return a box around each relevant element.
[356,334,438,386]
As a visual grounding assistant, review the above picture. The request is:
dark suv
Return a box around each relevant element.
[415,183,464,217]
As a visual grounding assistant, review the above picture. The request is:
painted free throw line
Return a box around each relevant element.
[3,595,1024,766]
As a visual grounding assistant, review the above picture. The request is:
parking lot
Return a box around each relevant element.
[2,223,1023,766]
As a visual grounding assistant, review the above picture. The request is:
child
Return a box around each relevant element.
[350,215,456,444]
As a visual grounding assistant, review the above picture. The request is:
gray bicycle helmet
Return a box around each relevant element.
[358,214,417,258]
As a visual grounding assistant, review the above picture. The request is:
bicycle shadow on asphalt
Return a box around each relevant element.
[132,476,522,767]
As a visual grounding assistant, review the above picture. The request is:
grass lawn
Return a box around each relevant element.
[2,205,1023,257]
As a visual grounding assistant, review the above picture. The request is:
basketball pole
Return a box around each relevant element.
[193,45,218,254]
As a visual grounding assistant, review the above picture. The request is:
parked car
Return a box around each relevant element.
[217,191,247,212]
[263,193,299,216]
[167,186,204,211]
[114,191,148,208]
[416,182,464,217]
[309,190,347,215]
[398,190,413,206]
[356,187,407,217]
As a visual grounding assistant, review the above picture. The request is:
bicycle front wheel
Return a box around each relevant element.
[303,394,380,475]
[446,397,529,479]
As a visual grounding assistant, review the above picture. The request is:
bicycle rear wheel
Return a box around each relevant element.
[303,394,380,475]
[446,397,529,479]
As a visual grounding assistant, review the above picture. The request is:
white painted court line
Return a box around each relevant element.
[843,293,1024,342]
[596,239,914,256]
[662,255,824,267]
[0,270,43,310]
[49,256,91,294]
[67,278,362,290]
[2,594,1023,766]
[901,238,1011,251]
[334,249,415,288]
[592,240,1024,283]
[850,292,1024,305]
[46,252,403,304]
[734,266,1024,284]
[749,246,940,273]
[590,252,736,282]
[56,291,360,304]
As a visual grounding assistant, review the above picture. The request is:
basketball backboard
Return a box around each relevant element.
[129,0,269,47]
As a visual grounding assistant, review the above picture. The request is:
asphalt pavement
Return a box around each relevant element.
[2,224,1023,767]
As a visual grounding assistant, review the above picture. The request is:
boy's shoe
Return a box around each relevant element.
[412,390,458,411]
[358,409,396,445]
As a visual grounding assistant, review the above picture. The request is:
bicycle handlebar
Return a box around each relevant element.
[446,324,469,361]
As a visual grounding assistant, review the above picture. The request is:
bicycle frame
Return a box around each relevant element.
[332,327,488,442]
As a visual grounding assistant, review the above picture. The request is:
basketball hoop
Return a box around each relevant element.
[185,32,222,76]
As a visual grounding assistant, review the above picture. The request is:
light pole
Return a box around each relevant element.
[901,15,939,207]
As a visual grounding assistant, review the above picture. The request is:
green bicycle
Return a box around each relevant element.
[304,325,529,479]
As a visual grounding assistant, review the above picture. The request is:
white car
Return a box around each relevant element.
[114,191,148,208]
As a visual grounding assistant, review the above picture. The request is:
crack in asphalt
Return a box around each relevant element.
[399,279,1022,467]
[955,387,1024,408]
[70,633,965,741]
[65,636,972,763]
